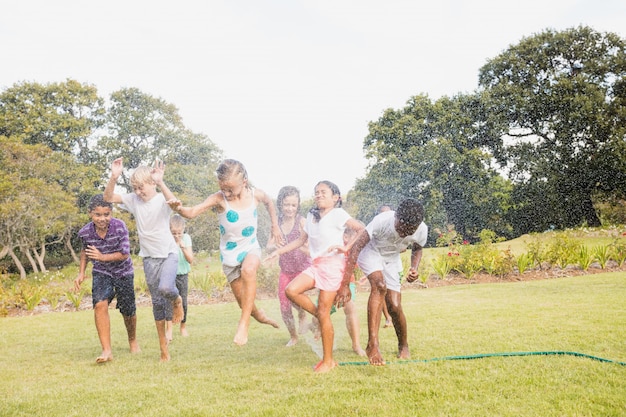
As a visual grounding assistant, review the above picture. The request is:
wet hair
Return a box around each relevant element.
[276,186,301,219]
[130,165,154,188]
[216,159,248,183]
[378,204,393,213]
[309,180,342,222]
[170,214,186,230]
[395,198,424,227]
[88,194,112,211]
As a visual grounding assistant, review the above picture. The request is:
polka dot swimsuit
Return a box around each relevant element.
[218,189,260,266]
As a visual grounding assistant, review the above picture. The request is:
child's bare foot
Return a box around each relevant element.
[383,320,392,328]
[252,309,280,328]
[353,346,367,357]
[286,337,298,347]
[96,352,113,364]
[313,360,338,373]
[160,352,171,362]
[398,345,410,359]
[180,325,189,337]
[366,343,386,366]
[308,319,321,340]
[172,296,184,324]
[234,322,249,346]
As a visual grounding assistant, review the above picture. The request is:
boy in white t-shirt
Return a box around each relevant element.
[104,157,184,362]
[337,198,427,366]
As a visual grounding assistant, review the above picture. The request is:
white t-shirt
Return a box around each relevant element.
[120,192,178,258]
[363,210,428,258]
[304,207,351,259]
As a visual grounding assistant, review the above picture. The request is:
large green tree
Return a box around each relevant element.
[478,26,626,231]
[353,94,513,241]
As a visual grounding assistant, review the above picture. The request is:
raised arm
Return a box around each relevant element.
[103,157,124,204]
[171,192,222,219]
[151,160,177,203]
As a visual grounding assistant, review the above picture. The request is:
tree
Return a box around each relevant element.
[0,79,105,164]
[0,138,81,278]
[353,94,513,241]
[478,26,626,231]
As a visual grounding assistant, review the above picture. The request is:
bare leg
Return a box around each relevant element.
[231,255,278,346]
[382,302,392,328]
[155,319,170,362]
[94,300,113,363]
[180,322,189,337]
[171,296,184,324]
[366,271,387,365]
[344,300,366,356]
[123,314,141,353]
[314,290,338,373]
[165,320,173,343]
[386,290,410,359]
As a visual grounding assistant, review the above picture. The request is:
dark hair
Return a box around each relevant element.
[88,194,112,211]
[395,198,424,226]
[309,180,342,222]
[276,186,301,220]
[216,159,248,183]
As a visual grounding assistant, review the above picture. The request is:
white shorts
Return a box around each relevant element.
[357,248,403,292]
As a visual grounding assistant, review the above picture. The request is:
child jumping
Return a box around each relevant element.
[104,158,184,362]
[167,159,282,346]
[74,194,140,363]
[266,186,311,347]
[266,181,364,373]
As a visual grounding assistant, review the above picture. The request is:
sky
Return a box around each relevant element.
[1,0,624,199]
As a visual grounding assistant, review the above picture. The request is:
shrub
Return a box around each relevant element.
[594,245,611,269]
[516,252,533,274]
[574,246,594,271]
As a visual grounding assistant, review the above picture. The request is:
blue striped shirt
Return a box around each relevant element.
[78,217,134,278]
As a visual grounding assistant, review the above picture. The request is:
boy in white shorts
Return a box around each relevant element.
[337,198,427,365]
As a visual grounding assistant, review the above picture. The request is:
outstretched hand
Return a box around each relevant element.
[166,198,182,212]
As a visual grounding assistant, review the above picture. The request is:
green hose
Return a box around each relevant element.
[338,351,626,366]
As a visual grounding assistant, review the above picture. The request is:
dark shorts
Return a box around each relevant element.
[92,271,136,317]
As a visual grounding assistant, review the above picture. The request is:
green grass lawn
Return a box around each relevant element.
[1,272,625,416]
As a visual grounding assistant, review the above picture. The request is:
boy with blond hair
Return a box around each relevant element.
[104,157,183,362]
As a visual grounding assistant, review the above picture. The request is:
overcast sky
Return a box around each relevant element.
[2,0,624,199]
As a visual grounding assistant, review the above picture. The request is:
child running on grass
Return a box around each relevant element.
[338,198,427,365]
[167,159,282,346]
[104,158,184,362]
[74,194,140,363]
[266,186,311,347]
[166,214,194,342]
[266,180,364,373]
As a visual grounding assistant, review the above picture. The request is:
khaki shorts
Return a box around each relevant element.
[222,248,262,283]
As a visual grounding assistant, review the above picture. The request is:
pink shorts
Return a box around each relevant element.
[301,255,346,292]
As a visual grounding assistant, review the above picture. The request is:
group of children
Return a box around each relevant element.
[74,157,427,373]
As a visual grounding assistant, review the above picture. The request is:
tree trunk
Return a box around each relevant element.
[32,243,48,273]
[23,247,39,274]
[65,234,79,263]
[8,248,27,279]
[582,196,602,227]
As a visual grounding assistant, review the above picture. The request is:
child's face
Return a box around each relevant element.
[394,217,418,238]
[132,181,157,202]
[219,174,246,201]
[314,183,338,210]
[280,195,299,219]
[89,206,112,233]
[170,225,184,242]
